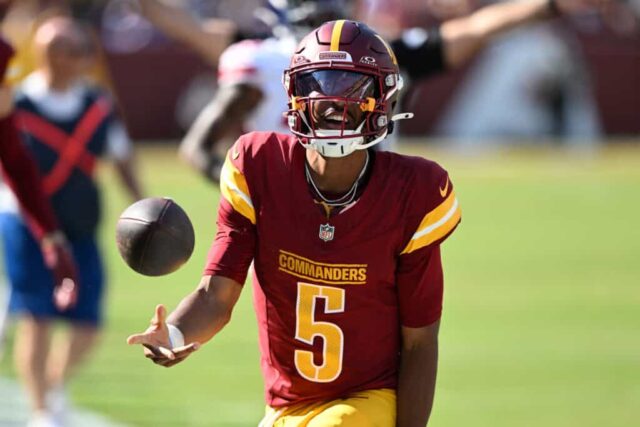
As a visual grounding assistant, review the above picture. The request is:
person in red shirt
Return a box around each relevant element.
[128,20,461,426]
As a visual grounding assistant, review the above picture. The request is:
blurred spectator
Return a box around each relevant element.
[0,16,142,427]
[0,16,78,364]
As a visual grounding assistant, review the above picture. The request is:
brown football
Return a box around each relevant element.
[115,197,195,276]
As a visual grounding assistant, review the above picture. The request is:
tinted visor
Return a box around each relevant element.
[295,70,377,99]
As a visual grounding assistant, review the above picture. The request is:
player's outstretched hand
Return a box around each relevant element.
[127,304,200,368]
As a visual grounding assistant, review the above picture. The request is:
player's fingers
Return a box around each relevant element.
[150,304,166,327]
[127,333,152,345]
[142,343,176,360]
[171,342,200,358]
[142,343,163,357]
[155,344,176,360]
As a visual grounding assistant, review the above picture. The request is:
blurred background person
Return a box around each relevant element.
[0,15,142,427]
[0,3,78,364]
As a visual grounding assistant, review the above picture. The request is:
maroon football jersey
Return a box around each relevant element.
[205,131,461,407]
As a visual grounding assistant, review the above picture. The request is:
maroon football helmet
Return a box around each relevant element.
[283,20,412,157]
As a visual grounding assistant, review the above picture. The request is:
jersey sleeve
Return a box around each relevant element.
[391,27,446,80]
[400,167,461,255]
[395,164,461,327]
[203,135,257,284]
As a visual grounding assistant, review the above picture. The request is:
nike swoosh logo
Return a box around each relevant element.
[231,148,240,160]
[439,178,449,197]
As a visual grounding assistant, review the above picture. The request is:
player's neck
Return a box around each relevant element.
[305,150,369,195]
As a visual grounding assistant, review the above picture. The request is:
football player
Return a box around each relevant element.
[128,20,461,426]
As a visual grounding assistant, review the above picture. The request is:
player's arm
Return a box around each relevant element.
[179,83,263,182]
[167,275,242,345]
[128,143,257,366]
[397,320,440,427]
[137,0,235,67]
[440,0,598,69]
[395,166,462,425]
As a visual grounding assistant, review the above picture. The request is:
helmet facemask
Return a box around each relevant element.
[285,64,403,157]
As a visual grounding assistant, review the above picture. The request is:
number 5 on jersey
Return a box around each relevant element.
[294,283,345,383]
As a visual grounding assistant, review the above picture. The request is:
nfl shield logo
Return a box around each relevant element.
[318,223,335,242]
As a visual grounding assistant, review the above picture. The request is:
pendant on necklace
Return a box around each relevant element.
[319,223,335,242]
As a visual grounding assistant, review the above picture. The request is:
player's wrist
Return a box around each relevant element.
[166,323,185,348]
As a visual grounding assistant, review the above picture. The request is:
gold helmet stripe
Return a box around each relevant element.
[330,20,346,51]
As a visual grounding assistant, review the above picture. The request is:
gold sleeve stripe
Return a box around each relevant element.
[401,191,461,254]
[220,156,256,224]
[330,20,346,51]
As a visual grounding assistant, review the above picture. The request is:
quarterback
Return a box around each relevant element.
[129,20,461,427]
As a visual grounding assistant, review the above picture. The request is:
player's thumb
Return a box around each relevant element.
[126,333,149,345]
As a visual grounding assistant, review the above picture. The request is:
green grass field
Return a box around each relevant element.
[2,142,639,426]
